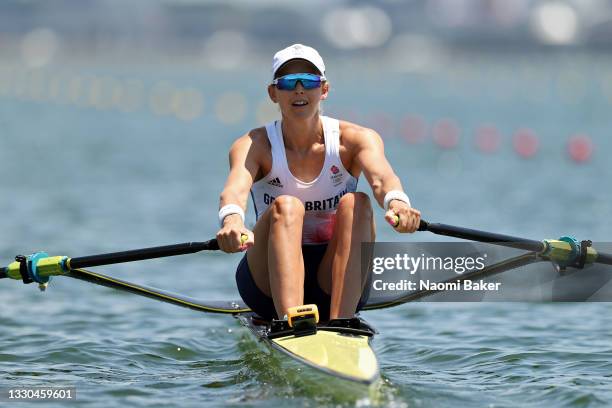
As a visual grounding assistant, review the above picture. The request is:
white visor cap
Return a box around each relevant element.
[272,44,326,79]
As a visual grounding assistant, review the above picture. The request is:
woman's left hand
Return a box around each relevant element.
[385,201,421,233]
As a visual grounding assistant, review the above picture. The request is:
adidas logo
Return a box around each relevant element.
[267,177,283,188]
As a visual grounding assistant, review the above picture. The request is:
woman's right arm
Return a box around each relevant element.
[216,131,262,252]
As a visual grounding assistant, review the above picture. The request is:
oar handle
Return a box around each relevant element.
[390,216,428,230]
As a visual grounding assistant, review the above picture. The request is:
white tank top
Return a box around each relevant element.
[251,116,358,244]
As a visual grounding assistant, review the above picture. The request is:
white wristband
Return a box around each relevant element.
[383,190,411,210]
[218,204,245,227]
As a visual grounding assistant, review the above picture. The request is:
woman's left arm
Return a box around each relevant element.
[350,127,421,233]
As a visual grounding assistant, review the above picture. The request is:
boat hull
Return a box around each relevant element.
[235,313,380,386]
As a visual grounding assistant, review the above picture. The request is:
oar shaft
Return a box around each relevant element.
[69,239,220,269]
[419,220,545,252]
[597,252,612,266]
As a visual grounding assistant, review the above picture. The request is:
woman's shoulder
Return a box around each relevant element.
[338,119,366,133]
[232,126,270,149]
[247,126,269,142]
[228,127,272,166]
[338,119,381,147]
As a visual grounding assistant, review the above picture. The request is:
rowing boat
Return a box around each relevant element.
[0,260,382,390]
[2,220,611,393]
[236,311,379,385]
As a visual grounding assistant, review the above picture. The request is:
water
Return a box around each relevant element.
[1,53,612,407]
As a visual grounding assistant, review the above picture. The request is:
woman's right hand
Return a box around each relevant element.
[216,215,254,253]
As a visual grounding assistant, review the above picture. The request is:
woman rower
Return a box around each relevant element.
[216,44,421,321]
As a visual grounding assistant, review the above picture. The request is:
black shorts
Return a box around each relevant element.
[235,244,368,321]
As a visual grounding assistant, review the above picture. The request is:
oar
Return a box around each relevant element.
[415,219,612,267]
[0,235,249,284]
[69,240,223,269]
[1,239,219,282]
[367,219,612,310]
[0,237,251,314]
[417,221,544,252]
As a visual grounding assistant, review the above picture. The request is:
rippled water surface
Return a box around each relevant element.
[1,56,612,407]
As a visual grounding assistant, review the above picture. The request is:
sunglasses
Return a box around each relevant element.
[272,73,326,90]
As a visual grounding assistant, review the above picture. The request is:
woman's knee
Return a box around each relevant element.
[338,192,372,219]
[270,195,305,224]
